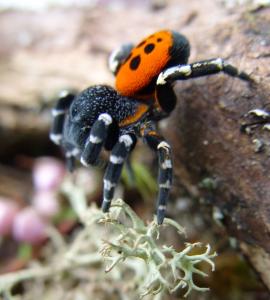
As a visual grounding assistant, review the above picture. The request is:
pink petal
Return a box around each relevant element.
[32,191,59,218]
[12,207,47,245]
[0,198,19,236]
[33,157,65,191]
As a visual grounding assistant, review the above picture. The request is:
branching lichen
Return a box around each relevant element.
[100,199,217,298]
[0,179,217,299]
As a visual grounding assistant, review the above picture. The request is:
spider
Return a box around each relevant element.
[50,30,252,224]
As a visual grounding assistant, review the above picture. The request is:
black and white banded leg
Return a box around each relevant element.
[157,58,252,85]
[102,133,136,212]
[81,113,113,167]
[64,144,80,172]
[108,43,134,75]
[50,90,75,145]
[143,130,173,225]
[241,108,270,133]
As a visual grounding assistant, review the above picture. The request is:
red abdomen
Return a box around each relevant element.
[115,30,173,100]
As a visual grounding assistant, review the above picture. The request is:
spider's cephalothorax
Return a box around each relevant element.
[51,30,252,224]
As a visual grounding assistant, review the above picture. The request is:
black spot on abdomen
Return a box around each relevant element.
[144,43,155,54]
[130,55,141,70]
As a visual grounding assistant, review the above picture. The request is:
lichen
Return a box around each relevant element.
[0,180,217,299]
[100,199,217,298]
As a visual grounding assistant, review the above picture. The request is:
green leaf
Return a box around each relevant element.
[17,243,32,260]
[122,162,158,199]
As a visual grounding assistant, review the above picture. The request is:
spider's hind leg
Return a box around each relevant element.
[108,43,134,75]
[157,57,253,86]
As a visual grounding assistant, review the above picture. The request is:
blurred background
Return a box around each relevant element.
[0,0,269,299]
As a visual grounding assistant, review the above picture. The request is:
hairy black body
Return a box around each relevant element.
[50,30,252,224]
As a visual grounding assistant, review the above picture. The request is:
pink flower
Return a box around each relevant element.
[12,207,47,245]
[32,191,60,218]
[33,157,65,191]
[0,198,19,236]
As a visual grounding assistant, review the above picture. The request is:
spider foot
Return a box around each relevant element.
[240,108,270,134]
[157,142,173,225]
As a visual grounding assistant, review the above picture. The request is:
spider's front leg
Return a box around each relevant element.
[157,57,253,86]
[50,91,78,171]
[102,133,136,212]
[80,113,114,167]
[142,125,173,224]
[50,90,76,145]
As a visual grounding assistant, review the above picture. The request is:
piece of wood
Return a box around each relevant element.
[165,7,270,289]
[0,164,32,202]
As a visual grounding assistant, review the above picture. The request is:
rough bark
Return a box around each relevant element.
[166,7,270,289]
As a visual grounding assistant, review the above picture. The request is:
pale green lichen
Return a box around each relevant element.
[0,180,217,299]
[100,199,217,298]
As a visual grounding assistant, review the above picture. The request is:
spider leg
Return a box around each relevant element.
[64,144,80,172]
[142,127,173,225]
[50,90,76,145]
[240,108,270,133]
[157,58,252,86]
[80,113,113,166]
[108,43,134,75]
[102,133,136,212]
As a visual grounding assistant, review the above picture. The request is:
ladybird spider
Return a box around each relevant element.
[50,30,252,224]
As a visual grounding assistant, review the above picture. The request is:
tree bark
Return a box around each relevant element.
[166,7,270,289]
